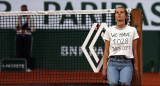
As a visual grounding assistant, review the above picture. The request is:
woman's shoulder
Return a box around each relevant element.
[127,25,136,30]
[108,26,116,30]
[109,25,116,28]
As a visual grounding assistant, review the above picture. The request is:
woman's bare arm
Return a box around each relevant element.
[102,40,110,80]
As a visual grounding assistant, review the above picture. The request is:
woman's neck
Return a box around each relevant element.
[116,22,126,29]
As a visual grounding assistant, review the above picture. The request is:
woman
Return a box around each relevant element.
[102,7,139,86]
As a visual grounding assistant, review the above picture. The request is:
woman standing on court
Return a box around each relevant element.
[102,7,139,86]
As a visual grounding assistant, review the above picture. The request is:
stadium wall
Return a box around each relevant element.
[0,29,159,72]
[0,0,160,72]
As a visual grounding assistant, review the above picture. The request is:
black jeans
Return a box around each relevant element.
[16,35,32,69]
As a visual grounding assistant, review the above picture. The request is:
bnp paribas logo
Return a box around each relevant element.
[81,23,108,73]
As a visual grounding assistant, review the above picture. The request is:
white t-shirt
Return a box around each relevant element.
[103,25,139,58]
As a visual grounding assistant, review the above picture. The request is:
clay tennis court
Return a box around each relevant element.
[0,69,160,86]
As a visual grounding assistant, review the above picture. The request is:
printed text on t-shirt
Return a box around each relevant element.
[111,32,131,51]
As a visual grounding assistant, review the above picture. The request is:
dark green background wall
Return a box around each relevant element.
[0,29,160,72]
[143,31,160,72]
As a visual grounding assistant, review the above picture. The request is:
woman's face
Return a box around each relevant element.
[115,8,127,22]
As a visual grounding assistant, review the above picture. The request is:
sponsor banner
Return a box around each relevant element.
[1,58,27,71]
[0,0,160,30]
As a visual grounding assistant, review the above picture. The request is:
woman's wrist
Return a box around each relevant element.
[102,68,107,71]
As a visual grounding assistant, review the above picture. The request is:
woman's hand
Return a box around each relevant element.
[134,63,139,81]
[102,69,107,80]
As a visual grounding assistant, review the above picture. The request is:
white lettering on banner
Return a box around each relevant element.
[78,46,83,56]
[69,46,77,56]
[61,46,68,56]
[60,46,104,57]
[0,0,160,30]
[2,64,25,68]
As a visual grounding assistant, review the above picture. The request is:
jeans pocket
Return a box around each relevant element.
[108,59,116,66]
